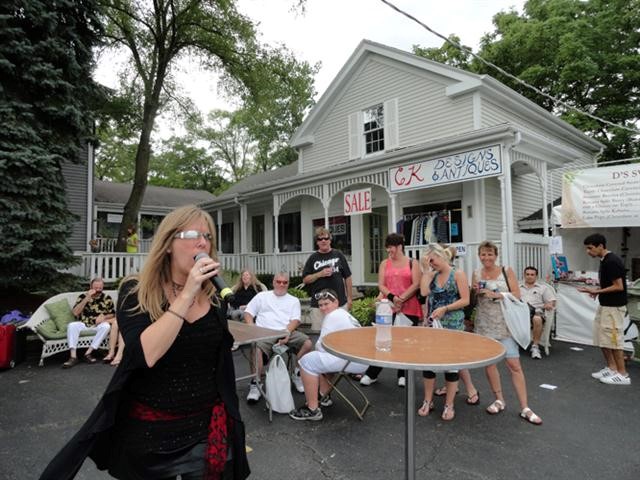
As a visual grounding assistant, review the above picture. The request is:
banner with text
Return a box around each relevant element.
[561,164,640,228]
[389,145,503,192]
[344,188,372,215]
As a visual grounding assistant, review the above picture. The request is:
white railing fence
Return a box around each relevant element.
[94,238,152,253]
[71,238,549,284]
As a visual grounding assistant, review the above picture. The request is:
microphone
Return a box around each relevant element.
[194,252,235,302]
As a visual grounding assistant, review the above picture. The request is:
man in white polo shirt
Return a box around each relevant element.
[244,272,312,403]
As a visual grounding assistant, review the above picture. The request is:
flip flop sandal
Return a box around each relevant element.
[434,386,447,396]
[103,356,115,364]
[520,407,542,425]
[486,399,505,415]
[417,400,434,417]
[441,404,455,421]
[466,391,480,405]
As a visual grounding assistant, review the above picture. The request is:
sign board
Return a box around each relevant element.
[107,214,123,223]
[561,164,640,228]
[344,188,372,215]
[389,145,502,192]
[451,243,467,257]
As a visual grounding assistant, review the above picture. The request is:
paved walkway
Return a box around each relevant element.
[1,339,639,479]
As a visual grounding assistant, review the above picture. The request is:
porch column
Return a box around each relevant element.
[389,193,398,232]
[500,144,516,268]
[217,209,223,255]
[273,195,280,254]
[323,184,330,228]
[540,162,549,238]
[239,202,248,254]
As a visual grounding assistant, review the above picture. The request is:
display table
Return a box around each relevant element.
[322,326,505,480]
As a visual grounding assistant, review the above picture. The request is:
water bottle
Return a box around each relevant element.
[375,299,393,352]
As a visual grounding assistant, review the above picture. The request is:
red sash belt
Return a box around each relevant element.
[130,400,229,479]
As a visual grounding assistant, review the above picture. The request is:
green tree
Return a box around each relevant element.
[414,0,640,161]
[100,0,317,250]
[412,35,473,70]
[0,0,102,290]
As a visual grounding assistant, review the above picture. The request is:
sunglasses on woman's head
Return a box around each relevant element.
[314,291,337,301]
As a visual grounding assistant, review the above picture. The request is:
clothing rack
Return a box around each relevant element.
[399,210,452,245]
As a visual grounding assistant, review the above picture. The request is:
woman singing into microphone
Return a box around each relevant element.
[41,205,249,479]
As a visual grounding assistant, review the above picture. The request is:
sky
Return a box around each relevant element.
[94,0,526,136]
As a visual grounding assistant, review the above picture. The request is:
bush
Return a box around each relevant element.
[287,287,309,299]
[351,297,377,326]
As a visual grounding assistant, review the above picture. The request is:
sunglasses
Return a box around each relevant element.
[316,236,330,241]
[174,230,213,241]
[274,279,289,285]
[315,291,337,301]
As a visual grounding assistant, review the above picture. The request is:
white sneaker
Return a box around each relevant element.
[247,382,261,404]
[599,373,631,385]
[591,367,615,379]
[291,372,305,393]
[530,345,542,359]
[397,376,406,387]
[359,374,377,386]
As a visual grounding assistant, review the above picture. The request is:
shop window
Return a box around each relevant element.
[312,216,351,256]
[278,212,301,252]
[251,215,265,253]
[220,223,234,253]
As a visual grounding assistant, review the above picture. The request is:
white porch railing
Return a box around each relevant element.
[405,235,550,282]
[94,238,152,253]
[71,237,550,284]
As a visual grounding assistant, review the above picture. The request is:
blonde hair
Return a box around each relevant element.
[122,205,219,321]
[424,243,453,262]
[314,227,331,240]
[233,268,259,293]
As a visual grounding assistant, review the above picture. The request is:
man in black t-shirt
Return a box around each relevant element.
[302,227,352,331]
[578,234,630,385]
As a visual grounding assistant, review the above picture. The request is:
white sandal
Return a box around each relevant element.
[418,400,434,417]
[486,399,505,414]
[520,407,542,425]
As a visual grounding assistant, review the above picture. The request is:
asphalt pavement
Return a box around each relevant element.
[1,337,639,480]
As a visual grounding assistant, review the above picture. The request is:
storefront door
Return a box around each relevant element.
[362,207,388,283]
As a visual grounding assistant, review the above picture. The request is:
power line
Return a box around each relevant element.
[379,0,640,136]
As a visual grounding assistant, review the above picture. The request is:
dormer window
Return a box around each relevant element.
[363,104,384,154]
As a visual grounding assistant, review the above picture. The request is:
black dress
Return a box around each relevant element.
[40,280,250,480]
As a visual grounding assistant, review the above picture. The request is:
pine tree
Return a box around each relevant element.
[0,0,102,290]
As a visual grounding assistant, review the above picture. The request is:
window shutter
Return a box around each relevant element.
[348,111,362,160]
[384,98,399,150]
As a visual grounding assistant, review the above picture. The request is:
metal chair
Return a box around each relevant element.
[324,365,371,421]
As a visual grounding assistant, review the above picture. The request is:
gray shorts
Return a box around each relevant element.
[256,330,309,356]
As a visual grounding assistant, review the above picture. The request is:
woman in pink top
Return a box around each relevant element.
[360,233,422,388]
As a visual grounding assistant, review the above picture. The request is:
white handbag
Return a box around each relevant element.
[265,354,295,414]
[500,292,532,349]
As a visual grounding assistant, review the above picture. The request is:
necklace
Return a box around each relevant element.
[171,280,195,308]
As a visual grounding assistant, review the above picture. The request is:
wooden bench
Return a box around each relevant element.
[20,290,118,366]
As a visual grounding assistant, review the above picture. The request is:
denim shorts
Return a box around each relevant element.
[500,336,520,358]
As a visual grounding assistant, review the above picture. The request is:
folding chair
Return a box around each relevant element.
[324,363,371,421]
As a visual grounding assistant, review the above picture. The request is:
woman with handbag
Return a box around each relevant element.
[417,243,478,421]
[472,241,542,425]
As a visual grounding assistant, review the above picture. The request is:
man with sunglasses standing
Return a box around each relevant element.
[303,227,353,332]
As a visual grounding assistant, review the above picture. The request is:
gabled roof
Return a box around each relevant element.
[95,180,215,213]
[290,39,602,153]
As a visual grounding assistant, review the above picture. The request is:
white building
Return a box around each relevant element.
[201,40,603,284]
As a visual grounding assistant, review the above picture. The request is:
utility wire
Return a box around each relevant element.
[379,0,640,135]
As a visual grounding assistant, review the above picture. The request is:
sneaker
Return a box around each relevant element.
[397,376,406,387]
[599,373,631,385]
[530,345,542,360]
[360,375,377,386]
[246,382,261,404]
[591,367,615,379]
[291,372,305,393]
[289,406,323,421]
[319,394,333,407]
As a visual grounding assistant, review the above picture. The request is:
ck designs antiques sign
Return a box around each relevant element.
[561,164,640,228]
[389,145,503,192]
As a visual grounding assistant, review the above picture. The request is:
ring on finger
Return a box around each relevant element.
[199,267,205,273]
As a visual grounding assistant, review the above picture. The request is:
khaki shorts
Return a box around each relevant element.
[256,330,310,356]
[593,306,626,349]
